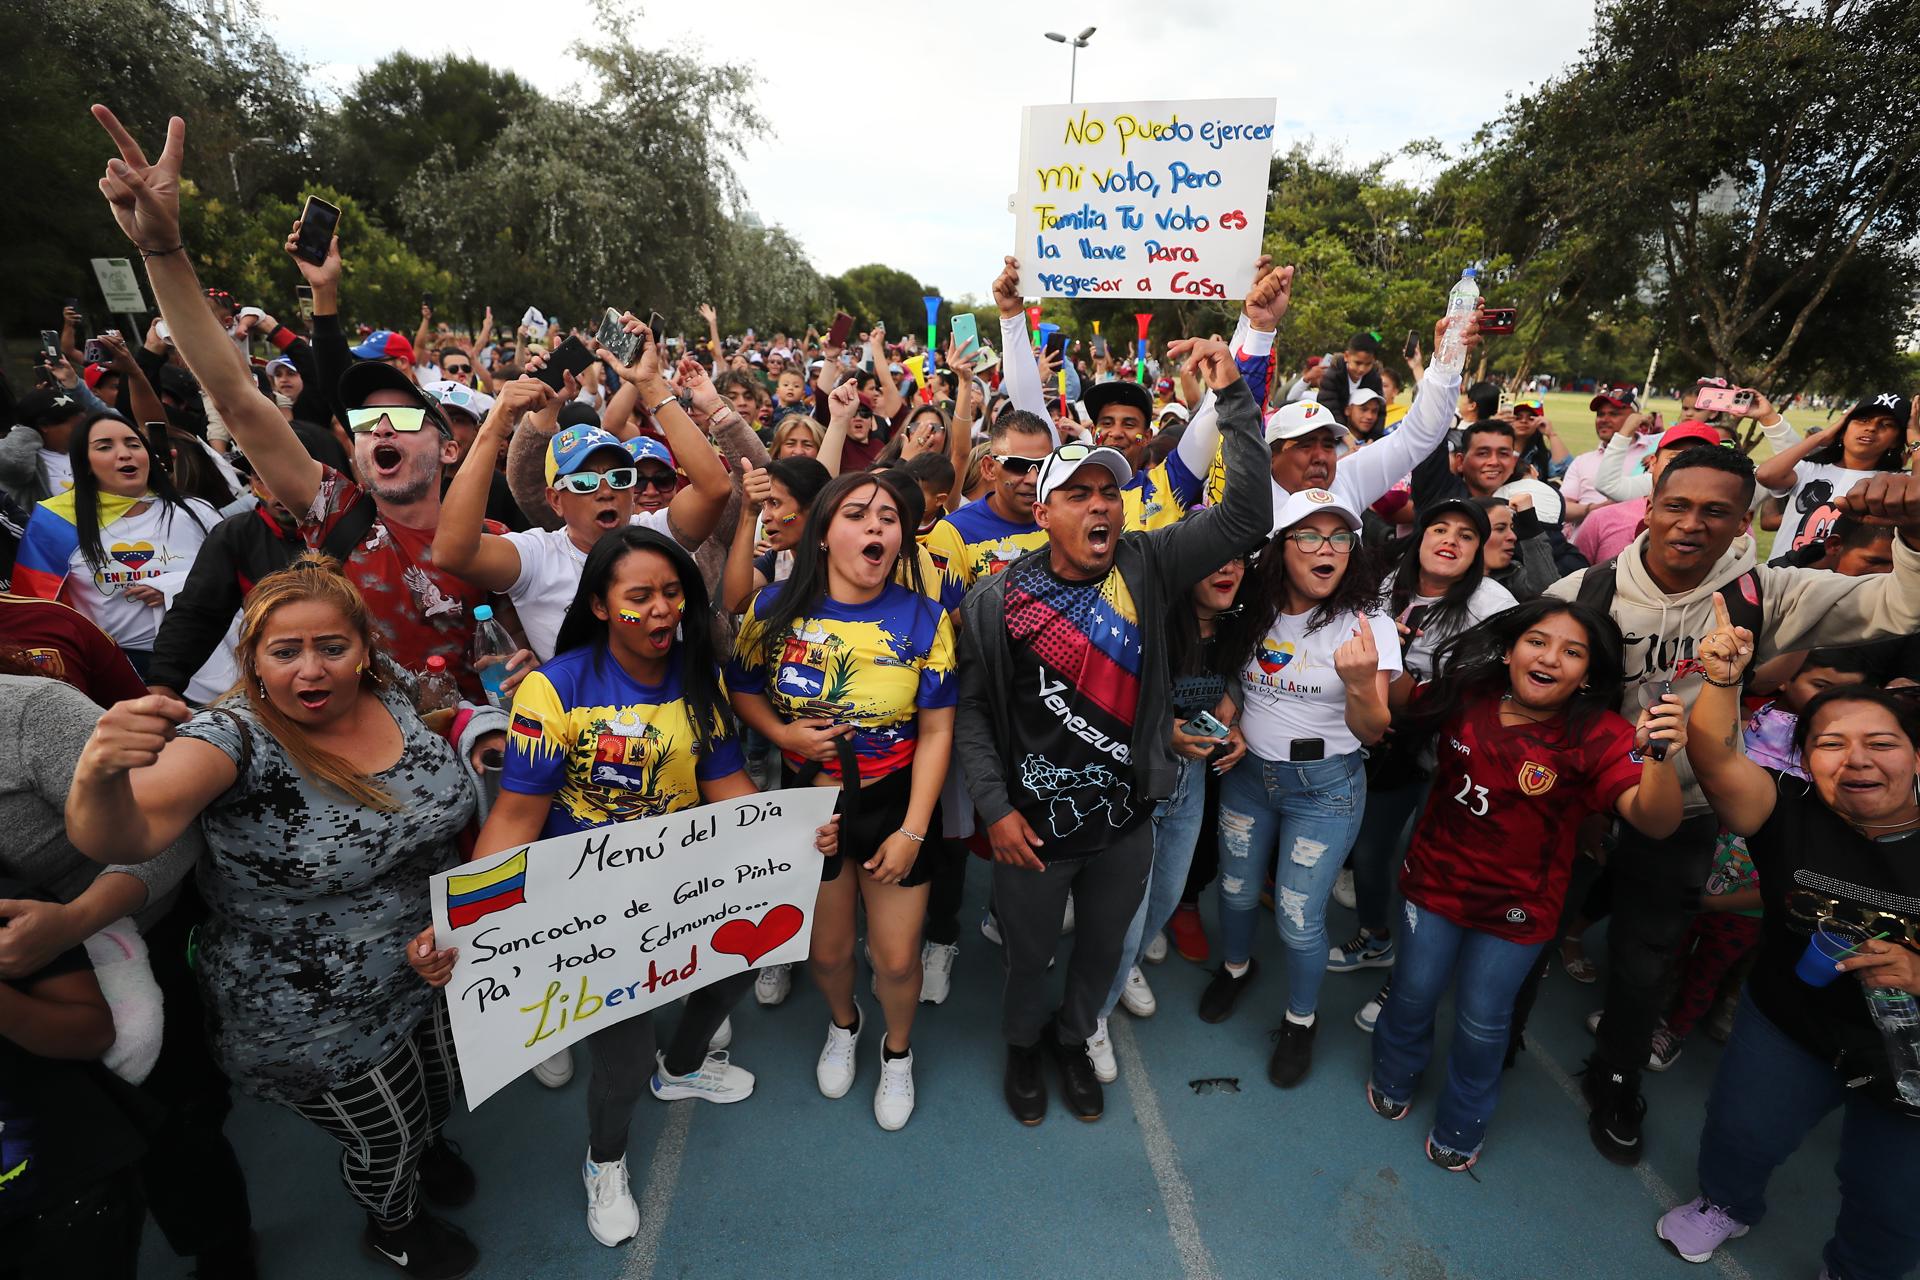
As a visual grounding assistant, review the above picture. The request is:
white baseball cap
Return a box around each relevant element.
[1035,442,1133,504]
[1348,386,1384,407]
[1264,397,1352,446]
[1272,486,1363,532]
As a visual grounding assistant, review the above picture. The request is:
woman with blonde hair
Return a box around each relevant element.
[65,554,506,1279]
[771,415,824,462]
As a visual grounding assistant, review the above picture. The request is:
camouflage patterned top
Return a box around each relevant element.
[177,685,474,1103]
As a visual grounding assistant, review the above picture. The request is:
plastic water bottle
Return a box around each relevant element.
[470,604,516,710]
[416,655,458,714]
[1863,987,1920,1108]
[1431,266,1479,378]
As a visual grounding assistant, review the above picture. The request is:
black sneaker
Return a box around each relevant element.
[417,1137,475,1208]
[1580,1057,1647,1167]
[1198,957,1257,1024]
[1004,1042,1047,1126]
[1267,1018,1317,1089]
[1045,1023,1104,1122]
[362,1212,479,1280]
[1365,1079,1408,1121]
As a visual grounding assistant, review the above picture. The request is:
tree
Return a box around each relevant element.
[825,264,939,339]
[0,0,313,333]
[1484,0,1920,390]
[397,1,768,328]
[315,54,539,228]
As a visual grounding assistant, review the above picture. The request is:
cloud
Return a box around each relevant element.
[257,0,1594,305]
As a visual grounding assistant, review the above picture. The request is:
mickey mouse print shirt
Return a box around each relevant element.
[728,580,957,783]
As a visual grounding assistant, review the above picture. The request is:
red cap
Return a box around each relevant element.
[1657,420,1724,452]
[1305,355,1324,368]
[82,363,110,388]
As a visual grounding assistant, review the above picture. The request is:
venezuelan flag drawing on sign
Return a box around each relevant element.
[446,849,529,927]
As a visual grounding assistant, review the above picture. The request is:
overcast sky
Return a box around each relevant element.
[255,0,1598,303]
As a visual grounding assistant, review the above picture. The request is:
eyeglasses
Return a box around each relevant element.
[346,405,431,433]
[443,363,472,376]
[1283,529,1359,553]
[1187,1077,1242,1095]
[634,470,676,493]
[992,453,1044,476]
[555,467,639,494]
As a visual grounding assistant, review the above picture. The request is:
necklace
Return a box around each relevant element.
[1499,692,1556,725]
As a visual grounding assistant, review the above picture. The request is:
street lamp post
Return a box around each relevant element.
[1043,27,1097,103]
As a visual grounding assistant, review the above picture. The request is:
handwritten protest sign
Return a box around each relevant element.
[430,788,838,1109]
[1013,98,1276,302]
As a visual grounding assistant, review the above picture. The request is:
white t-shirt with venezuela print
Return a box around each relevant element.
[1238,607,1403,760]
[65,497,220,650]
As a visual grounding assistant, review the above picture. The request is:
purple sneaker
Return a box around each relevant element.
[1656,1197,1749,1263]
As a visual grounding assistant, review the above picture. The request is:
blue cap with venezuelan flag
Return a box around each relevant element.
[446,849,530,928]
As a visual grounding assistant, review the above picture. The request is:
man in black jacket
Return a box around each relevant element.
[955,336,1269,1127]
[146,455,304,699]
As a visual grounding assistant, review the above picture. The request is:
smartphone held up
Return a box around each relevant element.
[293,195,341,267]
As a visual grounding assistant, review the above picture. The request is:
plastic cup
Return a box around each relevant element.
[1795,923,1861,988]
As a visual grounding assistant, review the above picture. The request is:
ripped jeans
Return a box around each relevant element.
[1216,752,1367,1019]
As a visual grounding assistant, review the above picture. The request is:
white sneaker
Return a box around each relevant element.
[873,1050,916,1130]
[1061,893,1076,935]
[582,1151,639,1246]
[1333,868,1357,911]
[755,963,792,1006]
[533,1048,575,1088]
[919,940,958,1004]
[708,1016,733,1051]
[1086,1016,1118,1083]
[649,1050,754,1103]
[1144,930,1169,964]
[817,1011,861,1098]
[980,909,1002,945]
[1119,966,1157,1017]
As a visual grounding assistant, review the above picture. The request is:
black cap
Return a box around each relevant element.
[1846,391,1910,427]
[1081,379,1153,426]
[15,387,86,430]
[1414,495,1493,542]
[337,362,449,436]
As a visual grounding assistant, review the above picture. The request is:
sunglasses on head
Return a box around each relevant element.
[992,453,1043,476]
[346,405,433,433]
[555,467,639,494]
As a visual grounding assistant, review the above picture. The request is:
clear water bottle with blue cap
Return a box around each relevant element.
[1431,266,1479,378]
[470,604,517,709]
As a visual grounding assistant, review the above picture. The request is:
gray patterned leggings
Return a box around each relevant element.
[287,997,459,1228]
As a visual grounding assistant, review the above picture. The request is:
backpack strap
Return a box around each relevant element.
[319,492,380,563]
[1714,568,1764,639]
[1574,561,1618,614]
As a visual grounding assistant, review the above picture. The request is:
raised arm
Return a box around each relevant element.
[943,341,978,514]
[1334,312,1476,510]
[434,377,553,592]
[1687,596,1775,836]
[1149,339,1269,583]
[816,378,861,477]
[992,256,1057,441]
[90,107,323,512]
[651,350,731,546]
[1753,404,1832,495]
[868,326,906,420]
[722,468,774,614]
[97,331,167,431]
[1596,415,1658,501]
[65,695,236,863]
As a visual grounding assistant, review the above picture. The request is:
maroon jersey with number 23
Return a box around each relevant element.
[1399,693,1642,945]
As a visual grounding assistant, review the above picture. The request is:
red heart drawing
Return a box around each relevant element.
[710,904,804,967]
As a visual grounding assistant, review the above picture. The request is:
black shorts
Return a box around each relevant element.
[783,761,941,888]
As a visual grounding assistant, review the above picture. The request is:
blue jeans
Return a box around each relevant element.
[1696,991,1920,1280]
[1101,756,1206,1018]
[1369,900,1545,1158]
[1216,752,1366,1018]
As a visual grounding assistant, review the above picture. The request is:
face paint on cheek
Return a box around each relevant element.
[775,511,799,526]
[616,609,646,626]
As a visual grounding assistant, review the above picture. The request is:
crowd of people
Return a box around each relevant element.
[2,104,1918,1280]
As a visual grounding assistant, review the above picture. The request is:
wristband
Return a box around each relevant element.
[647,393,677,416]
[894,829,925,844]
[1701,674,1741,689]
[140,244,185,259]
